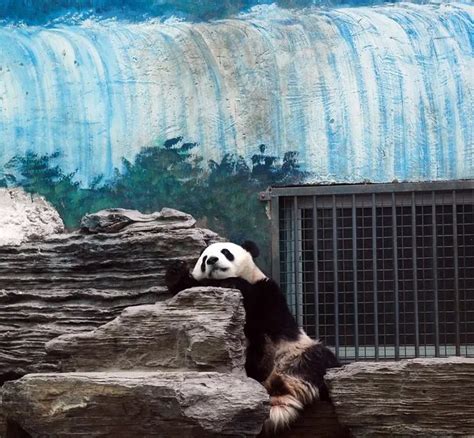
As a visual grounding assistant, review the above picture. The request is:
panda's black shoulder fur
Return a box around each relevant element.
[239,277,300,343]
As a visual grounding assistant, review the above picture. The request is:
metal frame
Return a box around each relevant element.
[268,180,474,362]
[268,180,474,197]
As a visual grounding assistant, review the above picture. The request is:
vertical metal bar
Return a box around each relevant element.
[452,191,461,356]
[352,195,359,360]
[392,192,400,360]
[332,195,340,359]
[412,192,420,357]
[270,195,281,286]
[313,196,320,340]
[372,193,379,360]
[432,192,440,357]
[293,196,301,326]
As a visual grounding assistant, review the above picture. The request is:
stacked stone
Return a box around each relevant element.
[1,189,271,437]
[2,287,269,437]
[0,188,220,381]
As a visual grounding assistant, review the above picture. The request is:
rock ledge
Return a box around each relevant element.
[326,357,474,437]
[2,371,270,438]
[46,287,246,373]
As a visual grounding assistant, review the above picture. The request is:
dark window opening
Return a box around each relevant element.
[272,181,474,362]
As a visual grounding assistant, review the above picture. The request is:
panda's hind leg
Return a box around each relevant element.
[292,342,340,401]
[262,372,318,434]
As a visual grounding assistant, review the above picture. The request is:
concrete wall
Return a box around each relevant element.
[0,2,472,186]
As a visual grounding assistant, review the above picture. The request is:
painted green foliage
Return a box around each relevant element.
[0,139,307,269]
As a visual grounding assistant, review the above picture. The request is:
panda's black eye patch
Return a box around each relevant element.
[221,249,235,261]
[201,256,207,273]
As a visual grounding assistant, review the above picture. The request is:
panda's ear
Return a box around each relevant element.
[241,240,259,258]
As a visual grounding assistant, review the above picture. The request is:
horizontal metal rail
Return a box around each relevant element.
[268,180,474,197]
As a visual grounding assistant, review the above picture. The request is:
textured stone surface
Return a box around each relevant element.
[46,287,246,373]
[326,357,474,437]
[2,372,269,438]
[80,207,196,233]
[0,188,64,246]
[0,206,221,381]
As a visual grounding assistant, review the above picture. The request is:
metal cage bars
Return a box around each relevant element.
[269,181,474,362]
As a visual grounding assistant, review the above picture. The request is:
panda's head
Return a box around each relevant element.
[191,241,267,284]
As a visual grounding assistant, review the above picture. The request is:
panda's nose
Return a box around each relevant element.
[207,256,218,265]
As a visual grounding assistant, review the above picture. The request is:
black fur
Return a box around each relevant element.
[290,342,340,400]
[200,256,207,273]
[165,260,200,295]
[221,248,235,261]
[207,256,218,265]
[266,374,289,397]
[241,240,260,258]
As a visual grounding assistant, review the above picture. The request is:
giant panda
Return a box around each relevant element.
[165,240,340,433]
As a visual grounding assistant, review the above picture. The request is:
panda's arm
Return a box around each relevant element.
[252,278,301,341]
[165,260,201,295]
[165,262,253,296]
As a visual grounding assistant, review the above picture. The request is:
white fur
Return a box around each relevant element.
[264,395,303,434]
[262,333,322,431]
[191,242,266,284]
[274,331,317,369]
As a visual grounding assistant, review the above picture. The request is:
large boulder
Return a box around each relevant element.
[0,199,221,381]
[0,188,63,246]
[325,357,474,437]
[46,287,246,373]
[2,372,270,438]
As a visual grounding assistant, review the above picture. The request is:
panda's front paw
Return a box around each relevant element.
[165,260,190,291]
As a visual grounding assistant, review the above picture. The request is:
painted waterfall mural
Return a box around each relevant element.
[0,0,473,264]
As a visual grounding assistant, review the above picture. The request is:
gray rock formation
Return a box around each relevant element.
[325,357,474,437]
[0,196,271,437]
[2,372,270,437]
[80,207,196,233]
[0,188,64,246]
[0,202,220,381]
[46,287,246,373]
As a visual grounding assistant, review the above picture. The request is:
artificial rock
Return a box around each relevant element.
[0,198,220,380]
[46,287,246,373]
[325,357,474,437]
[2,372,269,438]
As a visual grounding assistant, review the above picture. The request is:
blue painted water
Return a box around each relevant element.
[0,3,472,185]
[0,0,431,23]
